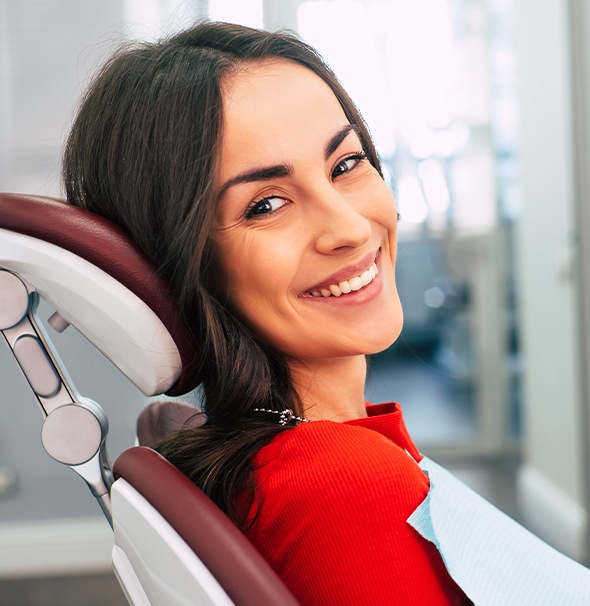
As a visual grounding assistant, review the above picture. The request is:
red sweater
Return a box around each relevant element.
[245,403,469,605]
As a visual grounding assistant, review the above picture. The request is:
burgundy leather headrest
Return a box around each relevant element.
[0,192,203,395]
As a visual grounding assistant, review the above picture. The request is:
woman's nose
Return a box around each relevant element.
[312,190,372,253]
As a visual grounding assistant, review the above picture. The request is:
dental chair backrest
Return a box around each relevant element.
[0,193,299,606]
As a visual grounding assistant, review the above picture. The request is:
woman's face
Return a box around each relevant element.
[212,59,403,363]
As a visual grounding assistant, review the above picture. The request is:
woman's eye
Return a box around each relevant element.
[245,195,288,219]
[332,152,367,178]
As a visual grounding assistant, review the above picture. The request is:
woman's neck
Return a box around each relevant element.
[289,355,368,422]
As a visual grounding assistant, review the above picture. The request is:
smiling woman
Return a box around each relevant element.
[213,59,402,419]
[61,20,589,606]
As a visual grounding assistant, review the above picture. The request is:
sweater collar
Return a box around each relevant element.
[344,402,422,462]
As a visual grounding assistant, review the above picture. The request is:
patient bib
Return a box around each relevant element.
[407,457,590,605]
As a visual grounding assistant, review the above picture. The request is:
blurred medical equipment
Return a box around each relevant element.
[0,192,299,606]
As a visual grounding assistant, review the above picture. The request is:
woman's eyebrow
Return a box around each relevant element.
[325,124,358,160]
[218,124,360,199]
[218,164,293,200]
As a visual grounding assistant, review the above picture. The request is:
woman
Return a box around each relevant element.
[63,21,588,606]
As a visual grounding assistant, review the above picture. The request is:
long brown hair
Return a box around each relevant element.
[63,21,382,526]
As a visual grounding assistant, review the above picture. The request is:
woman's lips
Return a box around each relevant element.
[301,250,382,300]
[308,261,378,298]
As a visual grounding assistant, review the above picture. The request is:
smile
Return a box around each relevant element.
[308,262,379,298]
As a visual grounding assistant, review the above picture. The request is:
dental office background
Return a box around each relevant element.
[2,0,590,579]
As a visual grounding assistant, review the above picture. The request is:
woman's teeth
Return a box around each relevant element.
[310,262,378,298]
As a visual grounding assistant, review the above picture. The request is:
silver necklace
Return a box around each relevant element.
[251,408,309,426]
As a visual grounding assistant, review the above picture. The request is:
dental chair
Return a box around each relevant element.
[0,192,299,606]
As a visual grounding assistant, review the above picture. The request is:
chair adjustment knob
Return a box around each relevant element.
[41,404,104,466]
[0,270,29,330]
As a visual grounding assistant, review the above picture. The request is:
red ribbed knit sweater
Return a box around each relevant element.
[245,402,469,605]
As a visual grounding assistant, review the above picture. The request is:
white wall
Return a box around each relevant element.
[569,0,590,563]
[514,0,588,561]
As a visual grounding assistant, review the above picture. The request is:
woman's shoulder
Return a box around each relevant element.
[252,419,429,510]
[260,415,405,453]
[245,419,456,606]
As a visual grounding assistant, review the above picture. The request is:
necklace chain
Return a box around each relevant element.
[251,408,309,426]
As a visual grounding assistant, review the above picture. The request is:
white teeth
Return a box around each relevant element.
[360,269,372,286]
[349,276,363,291]
[310,261,378,298]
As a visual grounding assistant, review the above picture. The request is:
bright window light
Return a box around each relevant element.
[124,0,205,40]
[398,174,429,224]
[208,0,264,29]
[298,1,396,156]
[419,159,450,213]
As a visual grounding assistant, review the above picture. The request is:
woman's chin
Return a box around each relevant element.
[363,304,404,354]
[365,325,404,356]
[327,319,405,359]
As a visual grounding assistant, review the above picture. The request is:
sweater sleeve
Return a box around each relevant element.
[246,422,466,606]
